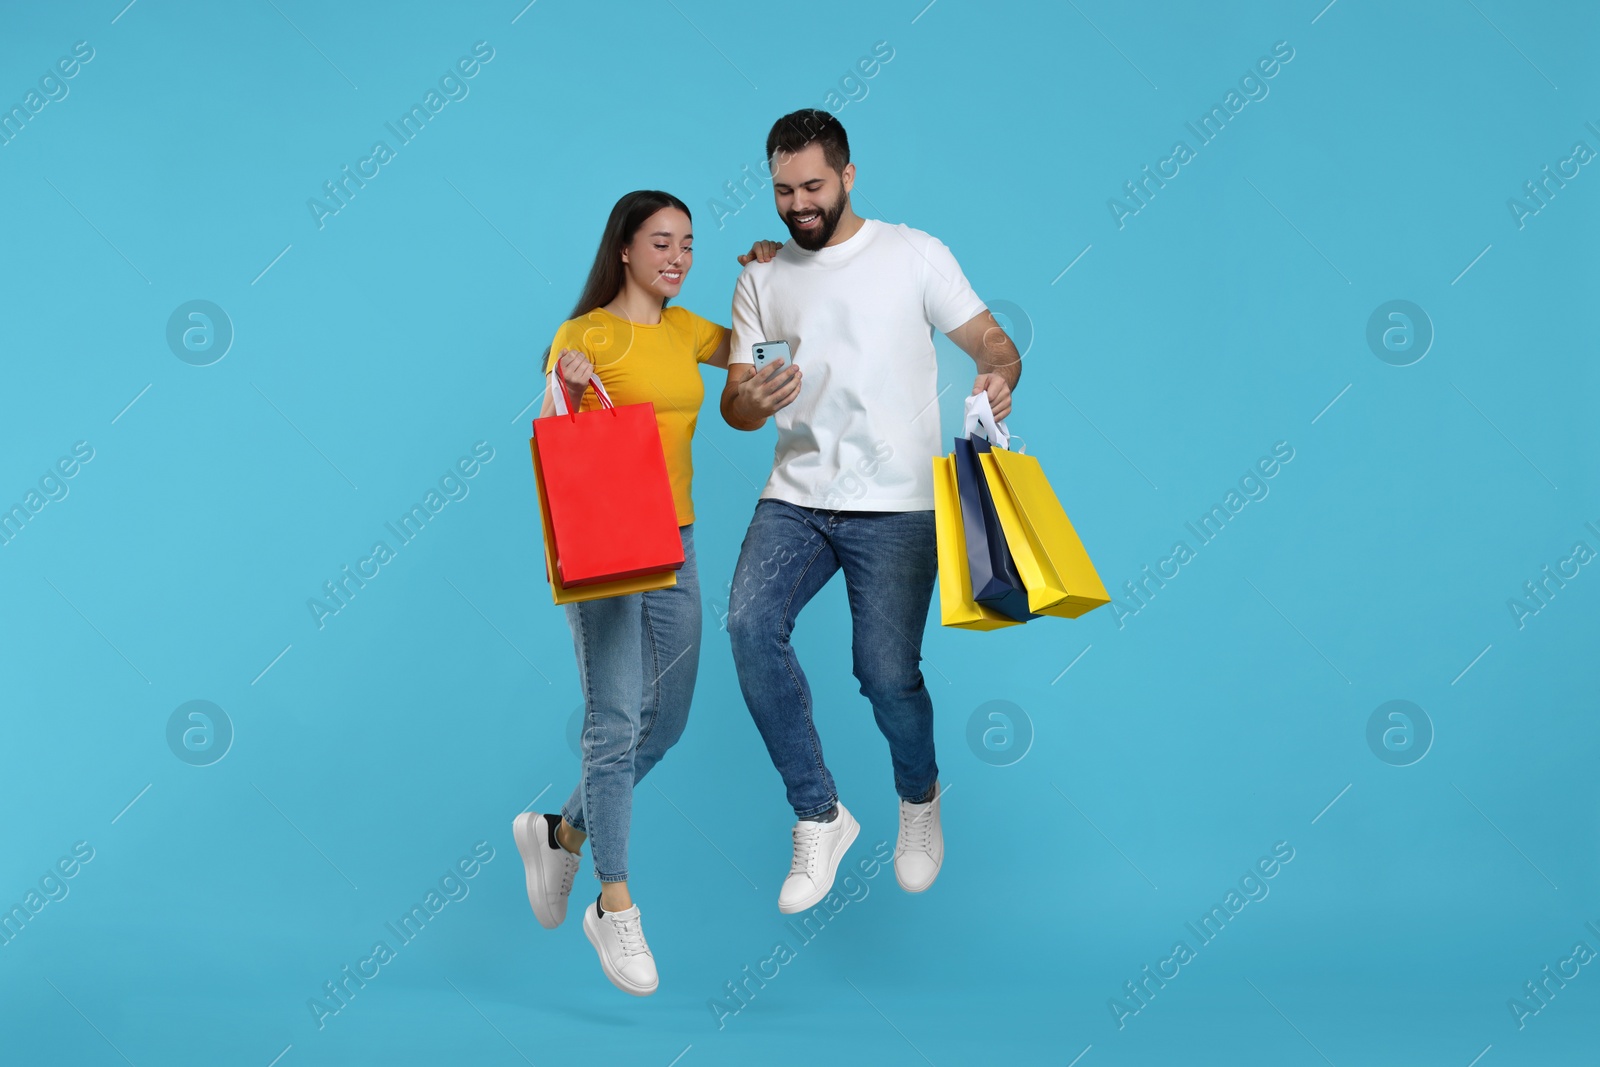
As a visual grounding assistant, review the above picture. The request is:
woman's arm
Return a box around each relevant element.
[703,330,732,369]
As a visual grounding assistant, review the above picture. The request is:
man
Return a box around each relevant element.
[721,109,1022,913]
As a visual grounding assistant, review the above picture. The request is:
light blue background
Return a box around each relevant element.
[1,1,1595,1064]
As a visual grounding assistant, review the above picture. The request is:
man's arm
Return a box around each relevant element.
[945,309,1022,420]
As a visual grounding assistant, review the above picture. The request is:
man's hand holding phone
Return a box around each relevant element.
[725,356,801,430]
[739,357,801,415]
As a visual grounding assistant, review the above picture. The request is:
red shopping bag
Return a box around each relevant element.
[531,369,683,587]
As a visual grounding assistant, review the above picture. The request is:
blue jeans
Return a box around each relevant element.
[559,525,700,882]
[727,501,939,819]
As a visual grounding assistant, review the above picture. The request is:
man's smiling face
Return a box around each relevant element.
[772,142,854,251]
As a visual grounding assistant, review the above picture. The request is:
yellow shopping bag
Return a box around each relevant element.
[531,438,677,605]
[933,453,1022,630]
[979,448,1109,618]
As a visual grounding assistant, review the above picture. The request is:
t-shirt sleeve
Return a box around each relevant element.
[919,234,989,335]
[685,309,730,364]
[728,269,762,366]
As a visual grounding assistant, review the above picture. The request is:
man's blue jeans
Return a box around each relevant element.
[727,500,940,819]
[559,525,700,882]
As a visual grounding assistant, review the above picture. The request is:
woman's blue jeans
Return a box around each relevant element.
[559,525,700,883]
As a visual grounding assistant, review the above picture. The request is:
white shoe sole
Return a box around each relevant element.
[583,912,658,997]
[511,812,565,930]
[778,812,860,914]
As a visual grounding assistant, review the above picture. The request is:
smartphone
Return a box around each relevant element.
[752,339,791,372]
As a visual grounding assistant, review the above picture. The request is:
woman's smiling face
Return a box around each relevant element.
[621,207,693,300]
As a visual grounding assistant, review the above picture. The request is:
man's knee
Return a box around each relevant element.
[726,563,784,652]
[852,659,924,705]
[727,593,778,660]
[726,602,755,650]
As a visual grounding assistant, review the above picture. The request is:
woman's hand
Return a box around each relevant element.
[554,348,594,408]
[737,240,783,266]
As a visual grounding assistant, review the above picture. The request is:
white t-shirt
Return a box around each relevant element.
[729,218,988,512]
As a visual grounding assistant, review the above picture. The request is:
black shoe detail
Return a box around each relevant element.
[595,893,605,918]
[545,814,563,850]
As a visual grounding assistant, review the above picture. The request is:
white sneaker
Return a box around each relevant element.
[894,783,943,892]
[583,898,659,996]
[778,802,859,914]
[512,812,580,929]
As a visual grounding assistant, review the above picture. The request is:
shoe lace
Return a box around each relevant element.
[612,912,648,957]
[900,799,934,853]
[558,853,578,896]
[789,821,824,876]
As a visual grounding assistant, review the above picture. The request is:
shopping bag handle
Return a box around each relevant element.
[963,391,1013,451]
[547,366,615,417]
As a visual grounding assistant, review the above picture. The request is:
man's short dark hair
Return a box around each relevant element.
[766,109,850,173]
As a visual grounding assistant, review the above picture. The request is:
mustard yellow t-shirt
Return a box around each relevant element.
[543,305,728,525]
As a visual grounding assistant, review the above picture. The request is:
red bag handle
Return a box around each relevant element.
[547,366,615,417]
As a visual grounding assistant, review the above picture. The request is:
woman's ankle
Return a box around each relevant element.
[556,819,585,854]
[599,881,632,912]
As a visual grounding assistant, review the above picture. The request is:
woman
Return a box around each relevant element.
[512,189,778,997]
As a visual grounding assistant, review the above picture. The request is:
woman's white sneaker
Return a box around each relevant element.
[894,784,943,892]
[583,898,659,996]
[511,812,580,929]
[778,803,859,913]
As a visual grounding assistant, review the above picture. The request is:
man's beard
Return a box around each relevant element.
[783,190,847,251]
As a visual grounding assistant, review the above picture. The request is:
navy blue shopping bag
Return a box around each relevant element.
[951,433,1037,622]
